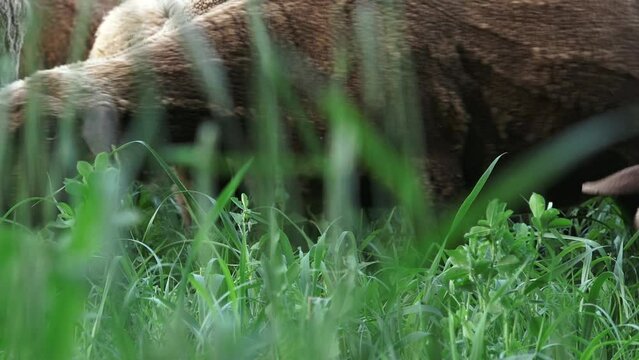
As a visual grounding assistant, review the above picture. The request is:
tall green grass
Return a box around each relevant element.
[0,0,639,358]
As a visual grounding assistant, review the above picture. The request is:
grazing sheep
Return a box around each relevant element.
[19,0,225,69]
[89,0,224,60]
[20,0,120,73]
[3,0,639,204]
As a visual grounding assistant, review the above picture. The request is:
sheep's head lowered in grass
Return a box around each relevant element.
[582,165,639,227]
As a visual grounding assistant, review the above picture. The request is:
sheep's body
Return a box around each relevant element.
[3,0,639,202]
[3,0,122,81]
[20,0,120,73]
[90,0,224,59]
[18,0,224,74]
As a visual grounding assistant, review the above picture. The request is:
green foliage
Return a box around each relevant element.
[0,153,637,359]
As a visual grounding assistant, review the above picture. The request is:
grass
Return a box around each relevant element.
[1,151,638,359]
[1,1,639,359]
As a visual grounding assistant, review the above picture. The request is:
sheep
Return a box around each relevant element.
[20,0,120,73]
[89,0,225,60]
[2,0,639,205]
[20,0,225,68]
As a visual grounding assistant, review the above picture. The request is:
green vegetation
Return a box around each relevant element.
[1,2,639,359]
[1,149,638,359]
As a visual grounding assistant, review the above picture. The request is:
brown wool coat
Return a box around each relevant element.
[20,0,121,72]
[3,0,639,202]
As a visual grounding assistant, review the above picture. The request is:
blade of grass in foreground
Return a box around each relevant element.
[428,153,505,273]
[322,88,434,239]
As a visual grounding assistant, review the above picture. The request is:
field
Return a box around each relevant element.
[1,2,639,359]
